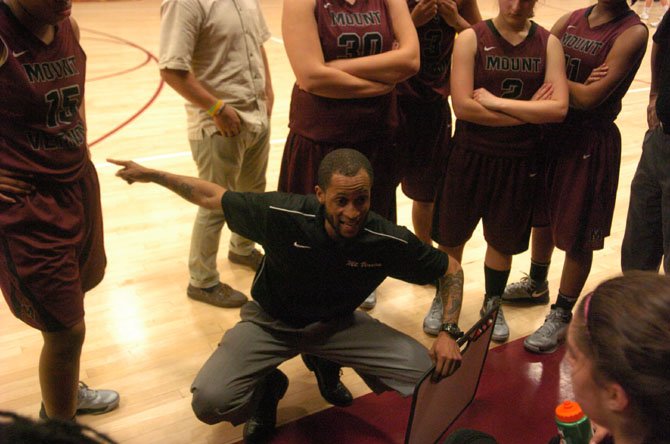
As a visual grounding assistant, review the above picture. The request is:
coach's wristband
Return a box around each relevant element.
[207,100,225,117]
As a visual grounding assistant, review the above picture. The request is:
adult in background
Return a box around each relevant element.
[110,149,466,443]
[566,273,670,444]
[159,0,273,308]
[432,0,569,342]
[278,0,420,310]
[397,0,481,335]
[622,10,670,274]
[503,0,647,354]
[0,0,119,420]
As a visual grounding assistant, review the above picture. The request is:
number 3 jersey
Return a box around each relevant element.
[0,3,87,183]
[555,6,643,124]
[288,0,398,144]
[456,19,550,156]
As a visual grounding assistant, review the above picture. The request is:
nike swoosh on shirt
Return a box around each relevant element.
[567,25,577,30]
[582,154,592,160]
[293,241,311,249]
[12,50,28,57]
[484,46,496,51]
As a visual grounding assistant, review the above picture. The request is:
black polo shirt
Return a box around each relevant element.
[222,191,449,327]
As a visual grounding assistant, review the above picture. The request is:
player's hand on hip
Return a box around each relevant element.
[0,168,34,203]
[214,105,242,138]
[429,333,463,382]
[107,159,154,184]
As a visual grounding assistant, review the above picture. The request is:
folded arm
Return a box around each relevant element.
[282,0,403,97]
[450,29,525,126]
[473,35,569,124]
[325,0,420,84]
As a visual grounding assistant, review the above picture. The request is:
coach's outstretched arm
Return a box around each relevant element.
[108,159,225,211]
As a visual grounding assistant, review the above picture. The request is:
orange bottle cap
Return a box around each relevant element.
[556,400,585,422]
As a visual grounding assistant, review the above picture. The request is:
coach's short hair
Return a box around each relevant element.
[317,149,374,190]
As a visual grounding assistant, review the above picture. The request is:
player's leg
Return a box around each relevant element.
[412,201,434,245]
[40,321,85,419]
[503,226,554,304]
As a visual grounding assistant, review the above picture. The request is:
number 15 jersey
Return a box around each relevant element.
[0,3,87,183]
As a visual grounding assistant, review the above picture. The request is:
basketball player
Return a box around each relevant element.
[0,0,119,420]
[503,0,648,354]
[432,0,569,343]
[396,0,481,335]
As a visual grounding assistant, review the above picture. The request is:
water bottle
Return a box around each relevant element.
[555,400,593,444]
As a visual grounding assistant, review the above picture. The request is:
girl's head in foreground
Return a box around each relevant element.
[567,273,670,443]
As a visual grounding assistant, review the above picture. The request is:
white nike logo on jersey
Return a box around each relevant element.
[12,50,28,57]
[582,154,592,160]
[293,241,311,249]
[567,25,577,30]
[529,173,537,178]
[484,46,496,51]
[323,2,331,7]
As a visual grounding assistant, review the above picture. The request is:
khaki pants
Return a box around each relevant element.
[188,125,270,288]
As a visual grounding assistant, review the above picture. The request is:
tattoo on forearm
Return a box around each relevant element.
[150,172,194,201]
[438,269,464,323]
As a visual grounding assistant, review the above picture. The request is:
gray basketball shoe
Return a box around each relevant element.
[422,295,443,336]
[502,274,550,305]
[524,305,573,353]
[480,296,509,342]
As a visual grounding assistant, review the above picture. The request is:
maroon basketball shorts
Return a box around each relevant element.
[432,145,539,255]
[398,97,453,202]
[546,121,621,252]
[278,131,402,222]
[0,162,106,331]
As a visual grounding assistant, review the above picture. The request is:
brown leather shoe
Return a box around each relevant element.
[228,249,264,272]
[187,282,247,308]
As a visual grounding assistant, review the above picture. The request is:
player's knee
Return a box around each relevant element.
[42,321,86,360]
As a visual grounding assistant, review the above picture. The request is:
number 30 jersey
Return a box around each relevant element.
[288,0,398,144]
[0,3,87,183]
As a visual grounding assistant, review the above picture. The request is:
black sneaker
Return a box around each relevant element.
[301,354,353,407]
[243,369,289,444]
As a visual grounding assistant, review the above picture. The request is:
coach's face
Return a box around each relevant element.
[316,169,371,240]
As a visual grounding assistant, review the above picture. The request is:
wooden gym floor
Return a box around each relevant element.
[0,0,659,442]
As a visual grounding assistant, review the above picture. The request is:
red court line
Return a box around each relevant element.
[81,28,164,147]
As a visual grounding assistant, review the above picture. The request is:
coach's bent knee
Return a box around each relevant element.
[191,385,248,426]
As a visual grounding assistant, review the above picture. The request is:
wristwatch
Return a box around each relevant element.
[440,322,463,340]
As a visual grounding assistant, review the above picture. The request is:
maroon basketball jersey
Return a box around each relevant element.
[288,0,398,144]
[0,3,87,183]
[396,0,456,101]
[456,20,550,156]
[557,6,644,123]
